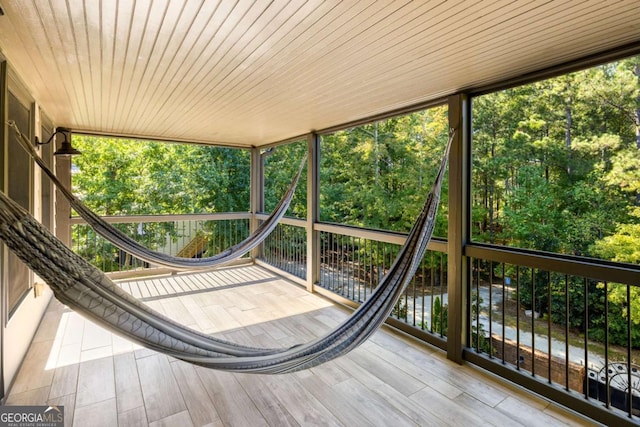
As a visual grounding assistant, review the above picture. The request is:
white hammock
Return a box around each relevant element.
[8,120,305,271]
[0,129,453,374]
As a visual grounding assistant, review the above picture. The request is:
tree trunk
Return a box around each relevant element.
[489,142,495,243]
[566,94,573,176]
[635,63,640,205]
[374,122,379,183]
[635,63,640,150]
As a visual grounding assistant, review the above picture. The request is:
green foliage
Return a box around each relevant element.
[392,300,408,320]
[471,55,640,349]
[73,136,250,215]
[320,106,450,235]
[587,283,640,348]
[470,291,493,354]
[71,137,251,270]
[472,56,639,257]
[263,140,308,218]
[592,207,640,264]
[432,296,448,336]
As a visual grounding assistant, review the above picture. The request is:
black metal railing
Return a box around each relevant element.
[315,223,449,340]
[466,244,640,423]
[258,220,307,280]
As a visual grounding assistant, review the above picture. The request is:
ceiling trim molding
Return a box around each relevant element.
[73,129,252,149]
[469,40,640,97]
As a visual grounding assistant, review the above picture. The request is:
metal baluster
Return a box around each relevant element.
[531,267,536,377]
[298,226,303,278]
[413,254,419,326]
[356,237,362,303]
[488,260,493,357]
[297,226,302,278]
[429,252,436,333]
[332,233,337,292]
[502,263,506,364]
[604,281,610,409]
[376,240,381,291]
[547,270,552,384]
[288,225,292,273]
[516,266,521,369]
[366,238,372,299]
[280,225,285,270]
[627,283,632,419]
[565,274,570,391]
[420,255,426,329]
[347,235,352,299]
[475,258,480,351]
[583,277,589,400]
[439,253,444,337]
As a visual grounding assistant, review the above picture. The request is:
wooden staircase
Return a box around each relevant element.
[177,234,209,258]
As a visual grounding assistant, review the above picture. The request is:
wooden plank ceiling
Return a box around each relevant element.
[0,0,639,147]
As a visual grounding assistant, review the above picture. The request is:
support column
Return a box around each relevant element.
[54,130,72,247]
[249,147,261,260]
[447,93,470,363]
[306,133,320,292]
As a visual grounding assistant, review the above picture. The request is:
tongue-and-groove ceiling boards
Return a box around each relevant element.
[0,1,639,147]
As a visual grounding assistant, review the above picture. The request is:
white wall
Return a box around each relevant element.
[2,70,56,397]
[3,287,53,396]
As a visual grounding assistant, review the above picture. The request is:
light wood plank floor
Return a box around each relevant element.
[6,265,597,427]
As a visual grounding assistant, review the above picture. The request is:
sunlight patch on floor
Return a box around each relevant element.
[44,267,332,370]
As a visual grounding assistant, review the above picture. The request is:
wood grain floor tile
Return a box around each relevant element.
[149,410,195,427]
[197,368,268,427]
[259,373,343,427]
[170,361,223,427]
[48,363,79,399]
[410,385,489,426]
[47,393,75,427]
[114,352,144,413]
[6,265,597,427]
[5,386,50,405]
[76,357,115,408]
[137,354,187,423]
[235,373,300,427]
[118,406,148,427]
[73,397,117,427]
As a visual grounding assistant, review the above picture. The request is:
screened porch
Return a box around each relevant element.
[1,1,640,426]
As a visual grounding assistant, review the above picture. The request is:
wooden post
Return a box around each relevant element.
[249,147,261,260]
[447,93,470,363]
[54,132,72,247]
[306,133,320,292]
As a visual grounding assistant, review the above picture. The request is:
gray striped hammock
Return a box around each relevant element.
[0,129,453,374]
[8,120,305,271]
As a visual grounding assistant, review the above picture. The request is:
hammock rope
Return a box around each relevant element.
[7,120,305,271]
[0,129,454,374]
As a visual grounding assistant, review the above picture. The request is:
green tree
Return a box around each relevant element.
[73,136,250,215]
[263,140,307,218]
[320,106,449,235]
